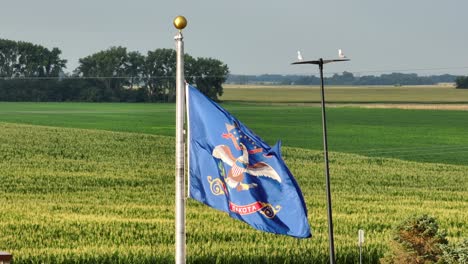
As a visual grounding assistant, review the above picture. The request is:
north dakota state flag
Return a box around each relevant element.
[186,84,311,238]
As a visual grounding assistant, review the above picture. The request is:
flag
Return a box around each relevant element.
[186,84,311,238]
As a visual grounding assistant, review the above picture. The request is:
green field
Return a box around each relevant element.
[0,86,467,263]
[0,102,175,135]
[1,102,467,165]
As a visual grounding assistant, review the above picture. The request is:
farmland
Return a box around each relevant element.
[1,122,466,263]
[0,85,467,263]
[221,84,468,104]
[1,101,468,165]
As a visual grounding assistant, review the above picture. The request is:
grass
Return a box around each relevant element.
[1,123,466,263]
[1,102,467,165]
[221,84,468,103]
[228,105,468,165]
[1,86,467,262]
[0,102,175,136]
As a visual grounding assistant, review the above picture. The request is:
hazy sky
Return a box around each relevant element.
[2,0,468,76]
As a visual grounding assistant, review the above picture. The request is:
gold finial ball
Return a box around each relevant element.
[173,16,187,30]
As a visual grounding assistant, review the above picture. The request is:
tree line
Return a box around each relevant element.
[455,76,468,89]
[0,39,67,78]
[228,72,464,87]
[0,39,229,102]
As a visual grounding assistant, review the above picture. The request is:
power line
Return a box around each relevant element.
[0,75,227,80]
[1,66,468,80]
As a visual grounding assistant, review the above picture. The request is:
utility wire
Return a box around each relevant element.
[0,75,226,80]
[1,66,468,80]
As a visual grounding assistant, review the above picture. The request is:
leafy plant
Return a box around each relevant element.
[440,239,468,264]
[381,214,448,264]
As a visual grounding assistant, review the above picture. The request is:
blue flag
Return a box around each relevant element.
[187,84,311,238]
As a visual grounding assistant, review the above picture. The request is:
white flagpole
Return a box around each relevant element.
[174,15,187,264]
[185,83,191,198]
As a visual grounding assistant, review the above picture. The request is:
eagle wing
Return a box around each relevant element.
[212,145,236,166]
[245,162,282,183]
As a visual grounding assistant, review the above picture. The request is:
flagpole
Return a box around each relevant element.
[174,15,187,264]
[292,57,349,264]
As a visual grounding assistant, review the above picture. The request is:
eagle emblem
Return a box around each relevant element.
[212,142,281,191]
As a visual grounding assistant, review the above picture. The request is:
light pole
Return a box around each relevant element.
[292,57,349,264]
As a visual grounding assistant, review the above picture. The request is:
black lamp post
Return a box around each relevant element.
[292,57,349,264]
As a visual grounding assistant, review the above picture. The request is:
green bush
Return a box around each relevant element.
[440,239,468,264]
[381,214,448,264]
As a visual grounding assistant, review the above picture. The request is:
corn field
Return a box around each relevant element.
[0,122,466,263]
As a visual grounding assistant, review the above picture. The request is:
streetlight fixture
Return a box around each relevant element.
[292,57,350,264]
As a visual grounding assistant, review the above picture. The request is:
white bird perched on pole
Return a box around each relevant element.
[338,49,346,59]
[297,51,303,61]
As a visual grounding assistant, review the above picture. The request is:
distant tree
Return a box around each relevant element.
[77,46,128,77]
[0,39,66,78]
[1,39,229,102]
[328,71,355,85]
[455,76,468,89]
[76,46,138,101]
[0,39,67,102]
[187,57,229,101]
[226,74,256,84]
[226,73,458,86]
[125,51,145,90]
[355,75,379,85]
[144,49,229,102]
[36,47,67,77]
[0,39,19,77]
[143,48,177,102]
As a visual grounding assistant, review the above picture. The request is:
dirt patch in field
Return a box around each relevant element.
[338,104,468,111]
